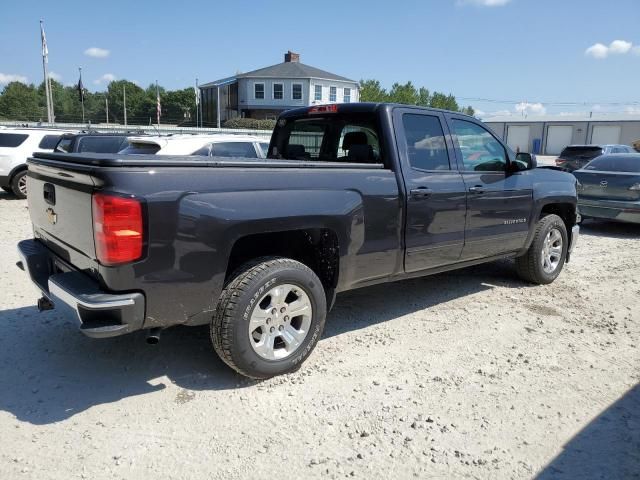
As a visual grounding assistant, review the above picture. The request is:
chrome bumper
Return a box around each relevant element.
[568,224,579,256]
[17,239,145,338]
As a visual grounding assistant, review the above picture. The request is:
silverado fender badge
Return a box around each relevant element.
[46,207,58,225]
[504,218,527,225]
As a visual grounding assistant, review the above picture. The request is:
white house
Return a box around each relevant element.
[199,51,360,124]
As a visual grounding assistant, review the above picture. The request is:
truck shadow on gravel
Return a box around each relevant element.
[580,220,640,239]
[0,260,530,426]
[536,383,640,480]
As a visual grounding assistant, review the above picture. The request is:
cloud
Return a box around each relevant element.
[94,73,117,85]
[84,47,110,58]
[0,73,28,85]
[48,72,62,81]
[457,0,511,6]
[625,106,640,115]
[585,39,636,59]
[515,102,546,115]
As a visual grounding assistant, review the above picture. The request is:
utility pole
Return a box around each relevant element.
[216,86,221,129]
[105,96,109,125]
[123,85,127,126]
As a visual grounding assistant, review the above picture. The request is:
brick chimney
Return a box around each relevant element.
[284,51,300,63]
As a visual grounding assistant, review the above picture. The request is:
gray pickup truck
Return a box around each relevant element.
[18,103,579,378]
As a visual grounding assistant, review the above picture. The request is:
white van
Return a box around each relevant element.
[0,128,75,198]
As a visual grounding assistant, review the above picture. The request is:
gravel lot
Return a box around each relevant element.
[0,191,638,480]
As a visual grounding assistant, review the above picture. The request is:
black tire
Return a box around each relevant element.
[211,257,327,379]
[10,170,27,199]
[516,214,568,285]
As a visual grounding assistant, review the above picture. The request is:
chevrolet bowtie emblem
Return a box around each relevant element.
[46,207,57,225]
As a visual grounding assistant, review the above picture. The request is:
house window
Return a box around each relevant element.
[329,86,337,102]
[273,83,284,100]
[314,85,322,101]
[292,83,302,100]
[254,83,264,100]
[343,88,351,103]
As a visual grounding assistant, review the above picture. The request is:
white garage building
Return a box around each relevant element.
[483,114,640,155]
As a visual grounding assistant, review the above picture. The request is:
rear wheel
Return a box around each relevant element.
[211,257,327,379]
[10,170,27,199]
[516,214,568,284]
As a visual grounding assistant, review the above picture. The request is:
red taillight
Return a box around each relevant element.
[92,193,143,266]
[308,104,338,114]
[555,158,563,165]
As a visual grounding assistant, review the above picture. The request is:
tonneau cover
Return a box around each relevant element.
[30,152,384,169]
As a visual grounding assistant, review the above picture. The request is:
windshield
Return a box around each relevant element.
[584,155,640,173]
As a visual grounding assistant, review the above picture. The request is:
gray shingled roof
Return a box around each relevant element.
[201,61,356,88]
[238,61,354,82]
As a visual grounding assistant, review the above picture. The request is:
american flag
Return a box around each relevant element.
[156,82,161,125]
[40,21,48,62]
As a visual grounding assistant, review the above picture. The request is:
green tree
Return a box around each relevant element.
[388,81,419,105]
[106,80,147,124]
[0,82,41,121]
[163,87,196,123]
[359,79,388,103]
[429,92,459,111]
[417,87,430,107]
[461,106,475,116]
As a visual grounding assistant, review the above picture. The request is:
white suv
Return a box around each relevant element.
[120,134,270,158]
[0,128,75,198]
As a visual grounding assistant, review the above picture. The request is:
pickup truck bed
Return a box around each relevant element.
[18,103,579,378]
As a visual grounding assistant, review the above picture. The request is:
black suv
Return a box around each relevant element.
[54,131,146,154]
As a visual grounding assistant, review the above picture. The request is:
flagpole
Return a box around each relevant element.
[79,67,85,124]
[40,20,53,123]
[123,85,127,126]
[195,78,199,129]
[156,80,160,127]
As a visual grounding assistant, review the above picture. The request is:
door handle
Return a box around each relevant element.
[410,187,433,198]
[468,186,485,194]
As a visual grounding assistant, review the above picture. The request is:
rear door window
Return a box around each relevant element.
[55,137,73,152]
[271,112,382,164]
[0,133,29,147]
[401,114,450,171]
[38,135,62,149]
[210,142,258,158]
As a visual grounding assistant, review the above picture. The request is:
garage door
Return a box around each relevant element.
[545,126,573,155]
[591,125,621,145]
[506,126,530,152]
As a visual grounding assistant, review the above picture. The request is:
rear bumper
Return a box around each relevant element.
[578,199,640,224]
[17,239,145,338]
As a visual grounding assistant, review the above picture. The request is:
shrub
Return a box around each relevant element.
[222,118,277,130]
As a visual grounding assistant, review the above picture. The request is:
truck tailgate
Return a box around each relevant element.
[27,161,97,266]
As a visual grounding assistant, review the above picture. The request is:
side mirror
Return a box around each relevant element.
[515,152,537,170]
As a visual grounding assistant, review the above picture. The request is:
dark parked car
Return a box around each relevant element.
[17,103,579,379]
[555,144,635,172]
[54,131,146,154]
[574,153,640,224]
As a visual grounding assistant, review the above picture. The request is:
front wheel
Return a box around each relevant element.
[211,257,327,379]
[516,214,568,284]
